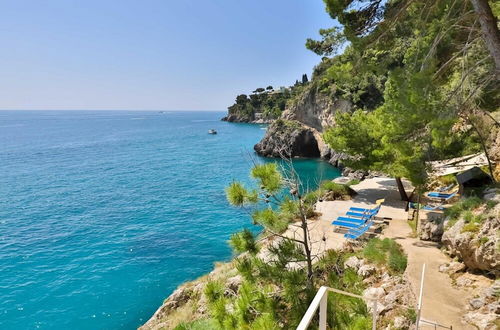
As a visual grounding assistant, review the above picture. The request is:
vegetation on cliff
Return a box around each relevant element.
[308,0,500,193]
[224,76,310,123]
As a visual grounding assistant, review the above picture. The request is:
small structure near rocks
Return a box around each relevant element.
[456,166,493,194]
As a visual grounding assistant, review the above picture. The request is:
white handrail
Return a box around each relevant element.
[416,263,426,328]
[297,286,328,330]
[297,286,378,330]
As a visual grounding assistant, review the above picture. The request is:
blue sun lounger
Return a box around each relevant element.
[426,191,457,201]
[336,216,365,225]
[331,220,363,229]
[348,199,384,214]
[437,183,456,192]
[346,206,381,218]
[344,221,374,240]
[409,202,445,211]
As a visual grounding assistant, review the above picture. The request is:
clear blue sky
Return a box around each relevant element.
[0,0,335,110]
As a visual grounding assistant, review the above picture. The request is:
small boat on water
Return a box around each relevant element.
[208,129,217,134]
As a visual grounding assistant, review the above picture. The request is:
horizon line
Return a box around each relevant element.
[0,109,226,112]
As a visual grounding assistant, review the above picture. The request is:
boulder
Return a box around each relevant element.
[344,256,362,270]
[419,214,445,242]
[487,302,499,314]
[441,215,500,276]
[438,263,449,273]
[464,311,498,329]
[341,167,368,181]
[358,264,376,278]
[483,280,500,298]
[469,298,485,310]
[456,276,474,287]
[447,261,466,274]
[393,316,410,329]
[363,287,385,300]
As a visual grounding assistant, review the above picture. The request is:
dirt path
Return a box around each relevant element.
[383,219,475,329]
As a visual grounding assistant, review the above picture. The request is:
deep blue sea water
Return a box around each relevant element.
[0,111,340,329]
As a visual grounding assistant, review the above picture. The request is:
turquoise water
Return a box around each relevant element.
[0,111,340,329]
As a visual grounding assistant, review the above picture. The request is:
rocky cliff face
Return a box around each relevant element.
[441,189,500,276]
[221,113,272,124]
[282,85,351,132]
[254,86,352,162]
[253,119,320,158]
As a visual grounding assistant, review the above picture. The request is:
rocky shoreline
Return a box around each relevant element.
[140,235,416,330]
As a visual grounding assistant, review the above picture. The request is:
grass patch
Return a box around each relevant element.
[362,238,407,274]
[321,181,350,195]
[461,222,480,233]
[486,200,498,210]
[438,174,457,186]
[478,237,489,246]
[346,179,361,186]
[444,196,483,228]
[404,308,417,323]
[459,210,484,234]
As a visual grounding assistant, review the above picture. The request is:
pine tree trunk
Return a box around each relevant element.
[298,198,314,290]
[395,177,409,201]
[469,0,500,77]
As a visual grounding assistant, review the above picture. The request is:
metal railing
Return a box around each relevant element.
[298,264,453,330]
[296,286,378,330]
[419,318,453,329]
[416,264,453,330]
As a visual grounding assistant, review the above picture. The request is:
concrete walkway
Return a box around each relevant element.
[315,177,474,328]
[383,215,475,329]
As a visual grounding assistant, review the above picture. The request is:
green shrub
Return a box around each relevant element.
[438,174,457,186]
[204,281,224,303]
[388,250,408,273]
[320,181,352,199]
[362,239,387,264]
[347,179,361,186]
[404,308,417,323]
[461,197,483,210]
[478,236,489,246]
[486,200,498,210]
[444,197,484,228]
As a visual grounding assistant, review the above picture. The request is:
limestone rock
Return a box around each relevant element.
[438,263,449,273]
[483,280,500,298]
[447,261,466,274]
[358,264,376,278]
[344,256,362,270]
[456,276,474,287]
[483,188,499,202]
[363,287,385,300]
[341,167,368,181]
[442,215,500,276]
[225,275,243,293]
[419,217,445,241]
[393,316,410,329]
[487,302,499,314]
[469,298,485,310]
[254,119,320,158]
[281,85,350,132]
[464,311,498,329]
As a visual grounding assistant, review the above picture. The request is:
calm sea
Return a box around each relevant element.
[0,111,340,329]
